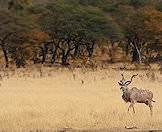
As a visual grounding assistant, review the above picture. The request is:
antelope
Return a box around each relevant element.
[118,74,155,116]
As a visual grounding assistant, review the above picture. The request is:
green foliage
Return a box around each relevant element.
[0,0,162,67]
[156,1,162,12]
[41,2,123,41]
[78,0,105,6]
[129,0,150,7]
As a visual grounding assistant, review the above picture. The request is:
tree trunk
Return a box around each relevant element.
[132,48,142,63]
[51,47,58,64]
[132,49,139,62]
[41,47,45,64]
[61,54,68,65]
[73,45,79,58]
[41,44,48,64]
[0,33,14,68]
[107,41,115,63]
[87,41,95,58]
[1,44,9,68]
[125,43,129,56]
[134,43,142,63]
[61,50,70,66]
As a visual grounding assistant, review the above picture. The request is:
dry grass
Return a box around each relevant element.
[0,65,162,132]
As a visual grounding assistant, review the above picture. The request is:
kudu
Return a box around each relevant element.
[118,74,155,116]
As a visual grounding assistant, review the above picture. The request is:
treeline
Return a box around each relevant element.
[0,0,162,68]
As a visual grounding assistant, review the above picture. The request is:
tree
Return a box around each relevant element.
[124,7,162,63]
[1,0,161,68]
[0,9,36,67]
[0,10,22,67]
[156,1,162,12]
[129,0,151,8]
[8,0,32,11]
[39,1,121,65]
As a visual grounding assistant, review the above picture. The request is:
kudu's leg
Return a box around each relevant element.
[146,100,153,116]
[149,103,153,116]
[132,105,135,113]
[128,101,135,113]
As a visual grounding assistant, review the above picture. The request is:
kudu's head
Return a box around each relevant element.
[118,74,138,92]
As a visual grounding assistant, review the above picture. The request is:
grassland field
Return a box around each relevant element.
[0,64,161,132]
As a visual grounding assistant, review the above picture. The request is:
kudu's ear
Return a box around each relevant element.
[118,82,123,86]
[124,81,131,85]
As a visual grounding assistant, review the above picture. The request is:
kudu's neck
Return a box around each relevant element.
[122,86,130,94]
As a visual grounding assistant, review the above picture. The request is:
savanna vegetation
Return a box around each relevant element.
[0,0,161,68]
[0,1,162,131]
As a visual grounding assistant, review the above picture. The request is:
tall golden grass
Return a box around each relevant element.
[0,65,161,131]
